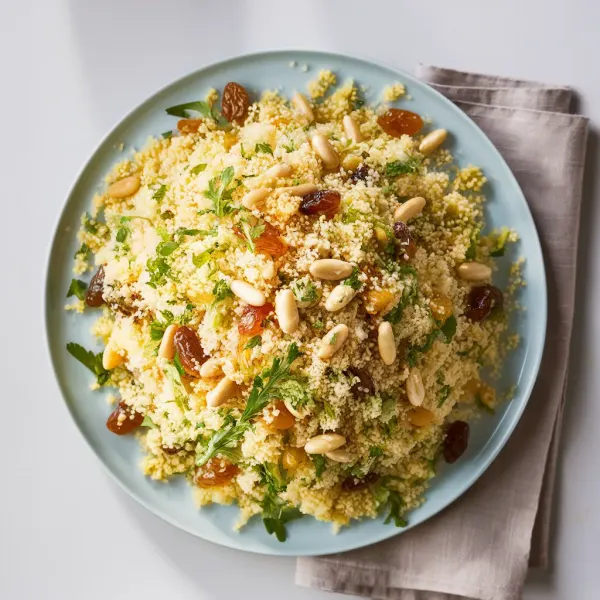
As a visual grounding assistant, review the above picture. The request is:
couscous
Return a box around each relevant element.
[66,71,518,541]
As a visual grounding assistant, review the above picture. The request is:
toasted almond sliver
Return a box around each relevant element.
[284,183,318,197]
[311,134,339,169]
[266,164,293,179]
[325,284,357,312]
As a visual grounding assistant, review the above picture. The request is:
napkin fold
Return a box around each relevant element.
[296,65,589,600]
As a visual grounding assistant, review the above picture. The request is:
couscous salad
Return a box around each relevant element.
[65,70,518,541]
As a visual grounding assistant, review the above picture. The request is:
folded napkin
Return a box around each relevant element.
[296,65,589,600]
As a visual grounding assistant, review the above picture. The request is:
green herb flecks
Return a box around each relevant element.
[385,156,421,177]
[66,342,110,385]
[369,446,383,458]
[146,256,171,289]
[343,267,363,291]
[212,279,233,304]
[244,335,262,350]
[439,315,457,342]
[239,218,265,253]
[490,228,511,257]
[291,279,319,304]
[152,184,168,202]
[190,163,207,176]
[283,141,296,153]
[142,415,157,428]
[66,279,87,301]
[466,228,479,260]
[311,454,326,478]
[372,476,408,528]
[74,243,91,261]
[255,142,274,156]
[196,344,300,466]
[203,167,238,217]
[192,248,215,269]
[161,131,173,139]
[165,100,215,120]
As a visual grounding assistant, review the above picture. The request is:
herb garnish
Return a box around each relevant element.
[385,157,421,177]
[66,342,110,385]
[203,167,237,217]
[66,279,87,301]
[152,184,168,202]
[244,335,262,350]
[190,163,207,176]
[343,267,363,291]
[255,142,274,156]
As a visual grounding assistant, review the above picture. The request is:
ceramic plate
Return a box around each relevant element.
[45,50,546,556]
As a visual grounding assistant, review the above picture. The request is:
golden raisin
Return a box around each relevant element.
[193,458,240,488]
[106,401,143,435]
[365,289,394,314]
[378,109,423,137]
[407,407,434,427]
[221,82,250,124]
[177,119,203,134]
[238,303,274,337]
[265,400,296,430]
[430,294,453,321]
[282,446,307,473]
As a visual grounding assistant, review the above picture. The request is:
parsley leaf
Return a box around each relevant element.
[165,100,214,119]
[161,131,173,139]
[66,342,109,385]
[74,243,91,261]
[157,241,179,256]
[438,384,451,407]
[291,279,319,304]
[239,219,265,252]
[369,446,383,457]
[283,141,296,153]
[146,256,170,288]
[190,163,207,176]
[116,227,128,243]
[203,167,237,217]
[152,184,167,202]
[383,491,407,527]
[466,229,479,259]
[383,303,403,324]
[490,229,510,257]
[385,157,421,177]
[439,315,457,343]
[142,415,157,428]
[66,279,87,301]
[255,142,274,156]
[311,454,326,478]
[192,248,215,268]
[196,344,300,466]
[343,267,363,291]
[212,279,233,303]
[244,335,262,350]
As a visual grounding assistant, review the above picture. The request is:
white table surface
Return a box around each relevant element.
[2,0,599,598]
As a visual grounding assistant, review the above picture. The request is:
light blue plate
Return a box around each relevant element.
[45,50,546,556]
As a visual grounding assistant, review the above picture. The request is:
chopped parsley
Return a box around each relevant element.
[439,315,457,342]
[291,279,319,304]
[192,248,215,268]
[142,415,157,428]
[311,454,326,478]
[329,332,338,345]
[74,243,91,261]
[196,344,300,466]
[490,228,510,257]
[369,446,383,458]
[372,476,407,528]
[244,335,262,350]
[161,131,173,139]
[190,163,207,176]
[283,141,296,153]
[465,228,479,259]
[239,218,265,253]
[203,167,237,217]
[343,267,363,291]
[385,156,421,177]
[165,100,214,120]
[152,184,168,202]
[255,142,274,156]
[66,342,109,385]
[66,279,87,301]
[146,256,171,288]
[212,279,233,303]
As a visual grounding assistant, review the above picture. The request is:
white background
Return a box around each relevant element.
[2,1,599,598]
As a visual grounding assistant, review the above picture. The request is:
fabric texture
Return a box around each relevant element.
[296,65,589,600]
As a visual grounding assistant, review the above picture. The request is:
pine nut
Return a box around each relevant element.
[266,163,293,179]
[107,175,141,199]
[206,376,238,408]
[102,340,126,370]
[394,196,426,222]
[292,92,314,122]
[231,280,266,307]
[318,324,349,359]
[341,154,361,171]
[200,358,223,379]
[275,289,300,334]
[309,259,353,280]
[311,134,340,169]
[343,115,362,143]
[457,262,492,282]
[325,285,357,312]
[242,188,270,209]
[406,368,425,407]
[378,322,396,365]
[304,433,346,454]
[419,128,448,154]
[325,448,352,463]
[158,324,178,360]
[284,183,318,196]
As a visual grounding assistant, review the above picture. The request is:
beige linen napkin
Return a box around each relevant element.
[296,65,589,600]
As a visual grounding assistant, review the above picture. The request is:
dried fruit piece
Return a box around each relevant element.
[299,190,341,219]
[365,289,394,315]
[177,119,203,134]
[378,108,423,137]
[265,400,296,430]
[221,82,250,124]
[193,458,240,488]
[173,326,206,377]
[238,302,274,337]
[393,221,417,259]
[464,285,503,322]
[106,401,144,435]
[86,266,105,307]
[350,164,370,183]
[430,294,453,322]
[282,446,307,473]
[407,406,433,427]
[349,367,375,399]
[342,472,379,491]
[255,222,288,258]
[443,420,470,463]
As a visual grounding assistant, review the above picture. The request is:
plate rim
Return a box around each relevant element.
[44,48,548,556]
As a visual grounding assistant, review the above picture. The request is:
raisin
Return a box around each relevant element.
[221,82,250,124]
[393,221,417,259]
[349,367,375,399]
[173,326,206,377]
[443,420,470,463]
[177,119,203,134]
[464,285,503,322]
[265,400,296,430]
[86,266,105,307]
[106,401,144,435]
[342,472,379,491]
[238,303,274,337]
[193,458,240,488]
[299,190,341,219]
[350,164,370,183]
[378,109,423,137]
